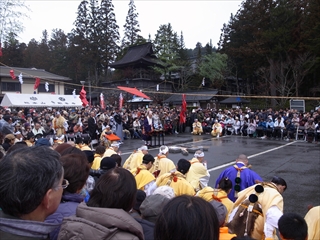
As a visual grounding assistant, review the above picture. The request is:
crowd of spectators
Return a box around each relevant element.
[0,104,319,239]
[0,106,319,154]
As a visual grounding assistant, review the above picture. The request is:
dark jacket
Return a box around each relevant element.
[58,202,144,240]
[45,192,84,240]
[134,218,155,240]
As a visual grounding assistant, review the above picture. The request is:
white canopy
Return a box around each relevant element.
[1,93,83,108]
[127,97,152,103]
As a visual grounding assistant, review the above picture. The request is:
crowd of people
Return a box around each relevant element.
[0,105,319,240]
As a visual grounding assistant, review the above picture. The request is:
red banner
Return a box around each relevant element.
[10,69,16,79]
[79,86,88,107]
[100,93,105,109]
[179,94,187,124]
[34,78,40,90]
[119,93,123,110]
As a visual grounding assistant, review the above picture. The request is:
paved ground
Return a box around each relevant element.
[119,132,320,217]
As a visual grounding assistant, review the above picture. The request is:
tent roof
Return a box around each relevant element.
[117,86,151,99]
[164,91,219,104]
[1,93,83,107]
[127,97,152,103]
[219,97,250,104]
[0,66,71,81]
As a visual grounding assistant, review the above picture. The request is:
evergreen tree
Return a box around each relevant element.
[122,0,141,48]
[2,32,24,66]
[153,23,181,89]
[98,0,120,79]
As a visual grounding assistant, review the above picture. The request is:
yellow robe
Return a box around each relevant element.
[156,171,195,196]
[80,145,91,151]
[123,150,144,170]
[91,154,103,170]
[197,186,234,222]
[149,155,176,178]
[192,121,203,134]
[24,140,34,147]
[131,165,155,190]
[186,158,209,191]
[304,206,320,240]
[103,147,117,158]
[53,116,66,137]
[211,123,222,136]
[230,182,283,240]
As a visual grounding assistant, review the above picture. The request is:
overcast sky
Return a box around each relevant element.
[19,0,242,49]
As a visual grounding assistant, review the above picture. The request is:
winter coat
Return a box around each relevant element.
[57,202,144,240]
[45,192,84,240]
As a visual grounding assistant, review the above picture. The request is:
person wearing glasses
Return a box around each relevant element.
[45,151,90,240]
[0,146,64,239]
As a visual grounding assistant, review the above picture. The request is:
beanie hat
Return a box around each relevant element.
[209,200,227,227]
[140,194,170,223]
[152,186,175,199]
[100,157,116,170]
[35,138,51,147]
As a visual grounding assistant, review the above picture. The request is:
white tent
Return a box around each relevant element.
[127,97,152,103]
[1,93,83,108]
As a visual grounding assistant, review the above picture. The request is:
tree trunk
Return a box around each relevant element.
[269,59,277,108]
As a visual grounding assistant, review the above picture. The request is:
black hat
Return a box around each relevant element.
[100,157,116,170]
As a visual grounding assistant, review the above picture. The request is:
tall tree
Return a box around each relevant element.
[48,29,68,76]
[2,32,25,66]
[122,0,141,48]
[153,23,181,89]
[98,0,120,81]
[199,52,228,88]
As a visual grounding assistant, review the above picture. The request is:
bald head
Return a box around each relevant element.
[236,154,248,165]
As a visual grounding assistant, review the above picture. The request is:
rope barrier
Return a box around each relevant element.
[1,62,319,100]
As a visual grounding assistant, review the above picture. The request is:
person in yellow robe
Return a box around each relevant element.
[91,145,106,170]
[186,150,210,192]
[149,145,176,178]
[156,159,195,196]
[197,177,233,222]
[191,119,203,135]
[211,120,222,138]
[53,112,66,137]
[131,154,156,196]
[227,177,287,240]
[304,206,320,240]
[103,142,119,158]
[123,145,148,170]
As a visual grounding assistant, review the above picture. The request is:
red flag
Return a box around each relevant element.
[34,78,40,90]
[79,86,88,107]
[10,70,16,79]
[0,42,2,57]
[100,93,105,109]
[119,93,123,110]
[179,94,187,124]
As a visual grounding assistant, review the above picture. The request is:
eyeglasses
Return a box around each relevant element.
[55,179,69,190]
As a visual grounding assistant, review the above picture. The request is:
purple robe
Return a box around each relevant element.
[215,162,262,202]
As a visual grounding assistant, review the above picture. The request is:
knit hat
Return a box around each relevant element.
[140,194,170,223]
[209,200,227,227]
[100,157,116,170]
[152,186,175,199]
[111,142,120,148]
[35,138,51,147]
